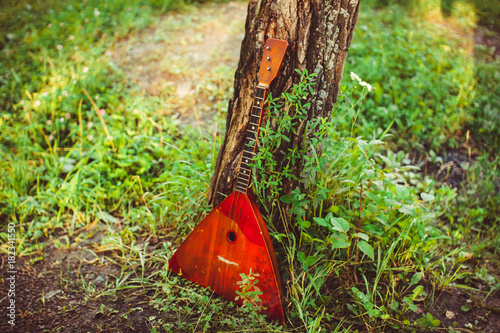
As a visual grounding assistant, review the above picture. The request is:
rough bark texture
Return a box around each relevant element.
[208,0,360,207]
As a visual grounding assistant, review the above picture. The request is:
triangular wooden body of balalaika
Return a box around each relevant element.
[168,191,284,322]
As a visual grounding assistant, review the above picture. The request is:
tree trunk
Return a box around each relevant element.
[208,0,360,207]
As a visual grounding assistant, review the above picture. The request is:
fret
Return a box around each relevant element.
[242,153,255,161]
[243,148,255,154]
[235,186,247,193]
[238,172,252,182]
[238,175,250,182]
[241,159,252,165]
[235,85,268,192]
[240,165,252,172]
[241,153,253,163]
[237,179,249,187]
[238,174,251,182]
[239,167,251,175]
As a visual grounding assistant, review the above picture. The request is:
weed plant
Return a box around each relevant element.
[341,0,500,154]
[249,70,446,331]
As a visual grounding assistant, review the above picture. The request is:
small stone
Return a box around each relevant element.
[445,310,455,319]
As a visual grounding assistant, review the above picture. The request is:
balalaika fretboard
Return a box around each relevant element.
[235,85,268,193]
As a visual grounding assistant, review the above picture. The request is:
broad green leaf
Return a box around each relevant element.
[299,219,311,228]
[331,233,351,249]
[410,272,424,286]
[364,169,375,178]
[411,285,424,299]
[330,217,350,233]
[399,204,416,216]
[377,153,392,167]
[353,232,369,241]
[357,240,374,260]
[395,184,409,200]
[421,192,435,201]
[297,252,317,270]
[304,256,318,267]
[280,195,293,204]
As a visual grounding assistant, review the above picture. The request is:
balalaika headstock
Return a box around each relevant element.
[257,38,289,87]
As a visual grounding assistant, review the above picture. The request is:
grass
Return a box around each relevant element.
[1,0,499,332]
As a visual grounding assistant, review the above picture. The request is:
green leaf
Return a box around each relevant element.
[395,184,409,200]
[410,272,424,286]
[299,219,311,228]
[304,256,318,267]
[357,240,374,260]
[330,217,350,233]
[280,195,293,204]
[421,192,435,201]
[297,252,317,271]
[377,153,392,167]
[331,233,351,249]
[399,204,416,216]
[353,232,369,241]
[411,285,424,299]
[313,216,328,228]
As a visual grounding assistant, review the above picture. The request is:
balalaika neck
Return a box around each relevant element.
[235,84,268,193]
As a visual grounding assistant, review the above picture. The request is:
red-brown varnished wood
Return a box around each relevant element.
[257,38,289,87]
[168,191,284,322]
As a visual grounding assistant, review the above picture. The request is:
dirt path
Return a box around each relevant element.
[111,1,246,127]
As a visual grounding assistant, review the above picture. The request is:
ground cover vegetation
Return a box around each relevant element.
[0,0,499,332]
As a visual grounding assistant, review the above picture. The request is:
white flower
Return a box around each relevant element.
[62,91,68,97]
[82,67,89,73]
[94,8,100,16]
[350,72,373,92]
[6,33,15,40]
[69,35,75,40]
[49,135,54,141]
[87,121,93,128]
[57,45,63,51]
[88,135,93,141]
[26,4,31,10]
[34,100,41,107]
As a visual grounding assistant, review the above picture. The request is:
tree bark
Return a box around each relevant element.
[208,0,360,207]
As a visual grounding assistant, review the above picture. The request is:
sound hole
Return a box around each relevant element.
[227,231,237,243]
